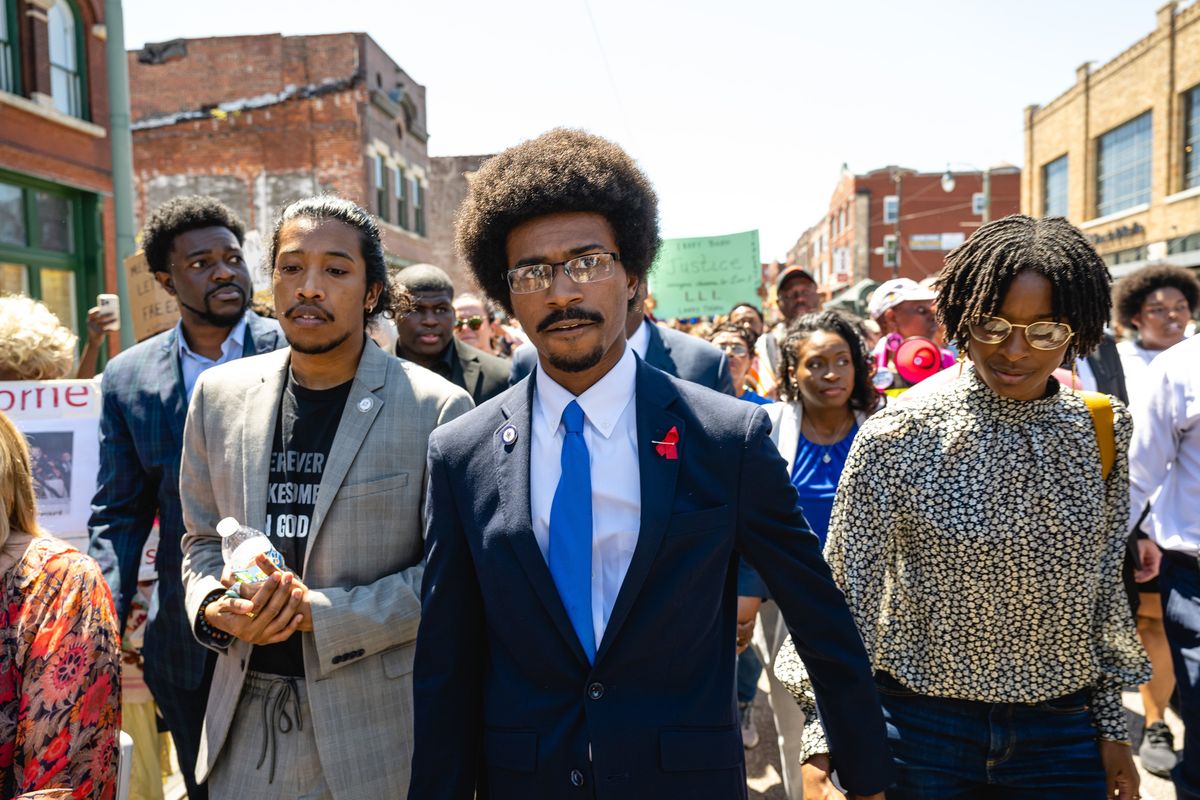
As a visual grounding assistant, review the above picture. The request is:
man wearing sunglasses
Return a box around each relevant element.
[409,128,891,800]
[393,263,510,405]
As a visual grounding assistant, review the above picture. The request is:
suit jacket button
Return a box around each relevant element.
[587,682,604,700]
[569,769,585,788]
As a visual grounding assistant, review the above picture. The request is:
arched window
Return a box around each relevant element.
[48,0,83,117]
[0,0,17,94]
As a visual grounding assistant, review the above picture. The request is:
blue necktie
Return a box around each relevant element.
[549,400,595,662]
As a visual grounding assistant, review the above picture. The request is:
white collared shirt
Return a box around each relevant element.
[531,345,641,651]
[1129,335,1200,553]
[628,318,652,359]
[177,317,248,402]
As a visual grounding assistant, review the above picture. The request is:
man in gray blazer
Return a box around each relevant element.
[180,197,472,798]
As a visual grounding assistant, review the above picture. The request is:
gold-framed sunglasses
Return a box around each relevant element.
[505,252,619,294]
[969,315,1073,350]
[454,316,484,331]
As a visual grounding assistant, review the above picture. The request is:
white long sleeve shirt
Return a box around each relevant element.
[1128,335,1200,553]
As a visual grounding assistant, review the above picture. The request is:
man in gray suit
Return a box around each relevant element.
[180,196,472,798]
[509,282,734,394]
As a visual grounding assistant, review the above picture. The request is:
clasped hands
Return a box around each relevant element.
[203,554,313,644]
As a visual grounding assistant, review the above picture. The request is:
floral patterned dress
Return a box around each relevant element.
[1,536,121,799]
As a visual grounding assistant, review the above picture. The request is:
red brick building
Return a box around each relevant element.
[128,32,433,279]
[0,0,114,337]
[788,164,1021,297]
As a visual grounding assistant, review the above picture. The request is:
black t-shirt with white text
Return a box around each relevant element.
[249,374,352,676]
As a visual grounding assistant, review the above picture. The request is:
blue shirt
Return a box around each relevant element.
[177,317,248,402]
[740,389,771,405]
[791,424,859,546]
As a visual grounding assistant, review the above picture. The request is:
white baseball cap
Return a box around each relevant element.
[868,278,937,320]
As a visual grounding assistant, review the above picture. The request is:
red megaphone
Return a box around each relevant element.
[894,337,945,385]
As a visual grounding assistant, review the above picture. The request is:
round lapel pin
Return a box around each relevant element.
[358,398,373,412]
[500,425,518,446]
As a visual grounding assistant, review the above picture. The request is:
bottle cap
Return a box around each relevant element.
[216,517,241,538]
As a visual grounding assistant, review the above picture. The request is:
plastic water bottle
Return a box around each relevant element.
[218,517,287,595]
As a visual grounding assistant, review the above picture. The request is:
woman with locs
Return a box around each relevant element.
[775,215,1149,800]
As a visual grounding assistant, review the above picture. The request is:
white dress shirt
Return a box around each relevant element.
[628,317,652,358]
[1129,335,1200,553]
[177,317,248,402]
[531,345,641,651]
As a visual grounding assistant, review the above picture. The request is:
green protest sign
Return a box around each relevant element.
[648,230,761,319]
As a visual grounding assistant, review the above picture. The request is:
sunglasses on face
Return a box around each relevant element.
[716,342,749,357]
[969,315,1073,350]
[455,316,484,331]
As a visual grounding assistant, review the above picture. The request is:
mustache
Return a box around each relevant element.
[536,307,604,334]
[284,302,334,321]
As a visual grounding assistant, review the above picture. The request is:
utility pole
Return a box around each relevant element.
[106,0,135,349]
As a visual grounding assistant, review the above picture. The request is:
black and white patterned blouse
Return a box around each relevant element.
[774,372,1150,761]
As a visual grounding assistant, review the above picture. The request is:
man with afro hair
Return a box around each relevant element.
[410,129,892,799]
[88,196,285,800]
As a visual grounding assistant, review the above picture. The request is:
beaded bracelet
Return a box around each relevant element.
[197,591,233,645]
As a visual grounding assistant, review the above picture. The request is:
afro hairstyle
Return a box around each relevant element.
[454,128,660,314]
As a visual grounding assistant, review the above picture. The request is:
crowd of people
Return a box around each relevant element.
[0,126,1196,800]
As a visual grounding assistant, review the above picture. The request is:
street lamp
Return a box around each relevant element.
[941,163,991,224]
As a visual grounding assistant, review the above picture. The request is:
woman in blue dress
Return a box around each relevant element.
[765,311,880,546]
[747,311,879,795]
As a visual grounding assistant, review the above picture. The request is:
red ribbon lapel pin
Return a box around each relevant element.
[652,426,680,460]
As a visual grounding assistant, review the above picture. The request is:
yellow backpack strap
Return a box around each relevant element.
[1078,391,1115,481]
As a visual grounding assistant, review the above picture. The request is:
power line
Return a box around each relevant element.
[580,0,637,150]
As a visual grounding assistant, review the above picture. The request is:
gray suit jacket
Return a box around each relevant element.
[179,341,473,796]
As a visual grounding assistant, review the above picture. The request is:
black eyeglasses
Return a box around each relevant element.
[505,252,619,294]
[455,316,484,331]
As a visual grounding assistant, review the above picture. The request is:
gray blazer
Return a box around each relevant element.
[179,341,473,796]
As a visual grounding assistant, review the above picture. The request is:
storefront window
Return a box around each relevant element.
[0,174,90,334]
[0,181,23,246]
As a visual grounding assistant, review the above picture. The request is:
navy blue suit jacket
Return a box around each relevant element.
[87,313,284,690]
[411,358,892,799]
[510,319,734,395]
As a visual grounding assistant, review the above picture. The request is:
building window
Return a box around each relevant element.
[1101,245,1148,267]
[412,178,425,236]
[883,195,898,224]
[0,0,17,94]
[48,0,83,118]
[1096,112,1152,217]
[838,208,846,235]
[883,234,898,269]
[392,165,407,230]
[971,193,988,216]
[0,174,89,333]
[1185,84,1200,191]
[1042,156,1069,217]
[374,155,388,221]
[1168,231,1200,255]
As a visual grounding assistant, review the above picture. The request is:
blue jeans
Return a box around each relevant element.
[876,672,1105,799]
[736,646,762,704]
[1159,551,1200,800]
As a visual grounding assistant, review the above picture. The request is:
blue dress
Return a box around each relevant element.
[791,423,859,547]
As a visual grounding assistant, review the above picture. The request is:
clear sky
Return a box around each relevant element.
[123,0,1178,260]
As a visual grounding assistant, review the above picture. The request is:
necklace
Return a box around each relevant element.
[801,414,855,463]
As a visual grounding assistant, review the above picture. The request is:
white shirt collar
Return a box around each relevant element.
[534,344,637,440]
[176,316,248,361]
[628,317,652,358]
